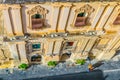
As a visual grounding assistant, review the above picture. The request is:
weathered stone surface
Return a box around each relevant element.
[0,59,119,80]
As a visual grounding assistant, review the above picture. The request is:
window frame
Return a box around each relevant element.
[27,5,49,30]
[29,13,46,30]
[32,43,41,51]
[30,54,42,62]
[71,4,95,28]
[31,13,45,30]
[27,42,43,53]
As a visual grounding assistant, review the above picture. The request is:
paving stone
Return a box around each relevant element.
[0,60,120,80]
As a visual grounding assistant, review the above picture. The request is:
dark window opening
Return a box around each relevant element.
[66,42,74,46]
[32,14,42,19]
[77,12,86,17]
[75,12,87,27]
[31,54,42,62]
[32,43,41,51]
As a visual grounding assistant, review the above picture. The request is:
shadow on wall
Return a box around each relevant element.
[23,69,107,80]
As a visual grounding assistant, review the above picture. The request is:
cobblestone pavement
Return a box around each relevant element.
[0,60,120,80]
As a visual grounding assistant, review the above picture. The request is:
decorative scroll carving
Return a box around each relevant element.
[27,5,49,15]
[75,4,95,15]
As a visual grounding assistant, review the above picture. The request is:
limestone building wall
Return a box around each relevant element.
[0,2,120,67]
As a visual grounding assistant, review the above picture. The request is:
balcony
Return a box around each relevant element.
[32,19,45,29]
[75,17,87,27]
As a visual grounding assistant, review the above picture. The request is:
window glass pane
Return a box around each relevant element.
[77,12,86,17]
[32,43,41,50]
[32,14,42,19]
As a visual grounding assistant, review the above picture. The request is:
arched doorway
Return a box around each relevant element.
[60,52,71,62]
[31,54,42,63]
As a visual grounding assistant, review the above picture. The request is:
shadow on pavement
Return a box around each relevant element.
[92,61,104,69]
[0,78,3,80]
[23,69,106,80]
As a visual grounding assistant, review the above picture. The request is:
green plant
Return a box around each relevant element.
[18,63,29,70]
[47,61,57,67]
[75,59,86,65]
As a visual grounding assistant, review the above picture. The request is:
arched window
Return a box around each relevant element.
[75,12,87,27]
[31,14,44,29]
[60,53,71,61]
[113,14,120,25]
[31,54,42,62]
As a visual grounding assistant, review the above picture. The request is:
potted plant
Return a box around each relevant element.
[18,63,29,70]
[47,61,57,67]
[75,59,86,65]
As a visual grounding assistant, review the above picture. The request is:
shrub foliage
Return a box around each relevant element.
[75,59,86,65]
[47,61,57,67]
[18,63,29,70]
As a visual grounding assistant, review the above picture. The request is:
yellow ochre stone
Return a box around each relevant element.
[0,2,120,68]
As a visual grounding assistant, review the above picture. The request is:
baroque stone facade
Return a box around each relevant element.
[0,2,120,68]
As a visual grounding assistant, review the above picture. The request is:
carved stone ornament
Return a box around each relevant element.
[75,4,95,15]
[27,5,49,15]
